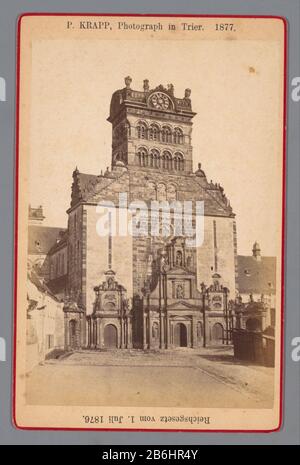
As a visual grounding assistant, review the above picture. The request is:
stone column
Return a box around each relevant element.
[86,318,90,347]
[79,314,83,348]
[95,318,100,348]
[148,311,152,350]
[98,319,103,349]
[192,316,197,348]
[81,313,86,347]
[91,320,94,348]
[143,314,147,349]
[165,314,169,348]
[187,322,192,348]
[64,313,69,351]
[127,318,133,348]
[160,315,164,349]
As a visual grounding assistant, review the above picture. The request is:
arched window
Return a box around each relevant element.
[136,122,147,140]
[149,124,160,141]
[147,181,156,200]
[162,151,172,170]
[167,184,177,201]
[157,183,167,201]
[161,126,172,143]
[149,151,154,168]
[174,127,184,144]
[137,147,148,167]
[150,149,159,168]
[173,152,184,171]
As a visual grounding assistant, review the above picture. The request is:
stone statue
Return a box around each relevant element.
[176,284,184,299]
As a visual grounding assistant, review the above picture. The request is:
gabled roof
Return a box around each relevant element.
[237,255,276,294]
[69,166,234,218]
[166,267,195,276]
[70,167,129,208]
[28,225,66,255]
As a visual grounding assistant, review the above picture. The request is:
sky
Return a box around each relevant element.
[27,36,284,256]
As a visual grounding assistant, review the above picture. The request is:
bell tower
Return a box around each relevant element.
[107,77,196,173]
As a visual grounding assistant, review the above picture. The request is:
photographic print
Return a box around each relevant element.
[14,14,286,431]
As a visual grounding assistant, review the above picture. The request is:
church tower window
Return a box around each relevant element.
[138,147,148,166]
[147,181,156,200]
[150,149,159,168]
[174,152,184,171]
[149,124,160,141]
[167,184,177,201]
[174,127,184,144]
[161,152,166,169]
[107,79,196,173]
[161,126,172,143]
[166,152,172,170]
[157,183,167,201]
[136,122,147,139]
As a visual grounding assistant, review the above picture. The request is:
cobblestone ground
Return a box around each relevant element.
[26,346,274,408]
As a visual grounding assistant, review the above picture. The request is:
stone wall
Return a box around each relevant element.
[84,204,133,314]
[197,216,236,296]
[26,280,64,372]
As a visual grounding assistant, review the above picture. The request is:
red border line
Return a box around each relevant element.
[12,12,288,433]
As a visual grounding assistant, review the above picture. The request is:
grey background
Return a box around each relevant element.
[0,0,299,445]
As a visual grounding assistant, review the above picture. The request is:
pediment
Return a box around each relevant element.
[167,300,198,310]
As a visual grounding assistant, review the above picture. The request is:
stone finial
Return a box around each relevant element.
[143,79,149,92]
[184,88,191,98]
[124,76,132,88]
[252,241,261,261]
[167,83,174,95]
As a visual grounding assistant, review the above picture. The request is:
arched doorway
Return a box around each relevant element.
[246,318,261,332]
[211,323,224,344]
[69,320,78,349]
[174,323,188,347]
[104,324,118,348]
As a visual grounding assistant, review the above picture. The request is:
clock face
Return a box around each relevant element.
[149,92,171,110]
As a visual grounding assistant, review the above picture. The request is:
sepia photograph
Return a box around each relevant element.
[14,14,285,431]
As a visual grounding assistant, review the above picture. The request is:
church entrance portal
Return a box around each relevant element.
[211,323,224,344]
[174,323,188,347]
[104,324,118,348]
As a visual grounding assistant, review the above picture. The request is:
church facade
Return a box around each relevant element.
[63,77,237,350]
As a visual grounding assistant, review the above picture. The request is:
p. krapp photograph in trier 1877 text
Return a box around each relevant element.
[14,14,286,431]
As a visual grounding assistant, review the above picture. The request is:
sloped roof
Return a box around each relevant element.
[237,255,276,294]
[28,225,66,255]
[47,274,67,294]
[48,229,68,255]
[69,166,234,218]
[70,167,129,208]
[28,269,59,301]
